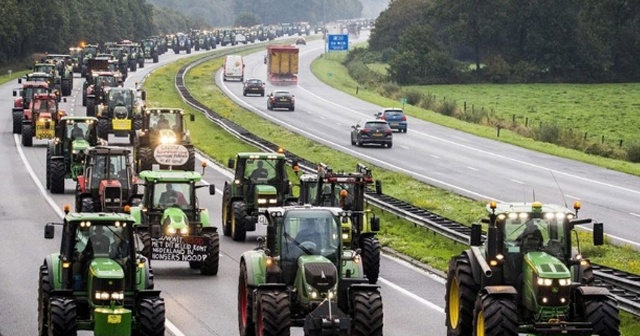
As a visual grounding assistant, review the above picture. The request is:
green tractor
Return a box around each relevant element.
[130,169,220,275]
[39,210,164,336]
[445,201,620,336]
[222,152,298,242]
[95,86,145,144]
[238,205,384,336]
[298,163,382,284]
[141,39,160,63]
[46,116,100,194]
[75,146,137,213]
[133,108,195,173]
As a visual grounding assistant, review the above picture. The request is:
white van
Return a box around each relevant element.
[223,55,244,81]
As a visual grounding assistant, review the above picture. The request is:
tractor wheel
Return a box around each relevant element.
[86,98,95,117]
[180,147,195,171]
[232,201,248,242]
[255,290,291,336]
[473,294,518,336]
[146,267,155,290]
[62,79,71,96]
[139,59,144,68]
[21,124,33,147]
[46,147,51,190]
[12,111,21,134]
[38,264,52,336]
[82,92,86,107]
[351,290,384,336]
[135,297,165,336]
[81,197,94,212]
[445,254,479,336]
[130,61,137,72]
[153,55,159,63]
[97,118,109,141]
[138,147,154,173]
[200,232,220,275]
[238,261,256,336]
[49,159,66,194]
[581,295,620,336]
[222,185,232,236]
[361,236,381,284]
[138,231,152,260]
[47,298,78,336]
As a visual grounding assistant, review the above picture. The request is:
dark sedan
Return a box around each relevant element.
[267,90,295,111]
[243,78,265,96]
[350,120,393,148]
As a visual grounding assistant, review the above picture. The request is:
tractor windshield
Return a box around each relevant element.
[108,90,132,108]
[150,113,179,131]
[503,216,568,257]
[90,154,130,189]
[281,210,340,261]
[97,76,117,88]
[244,158,284,183]
[152,182,193,209]
[74,224,132,263]
[65,120,94,142]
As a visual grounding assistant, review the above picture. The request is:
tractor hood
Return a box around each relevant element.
[72,139,90,153]
[297,255,338,298]
[162,206,189,229]
[524,251,571,278]
[89,258,125,279]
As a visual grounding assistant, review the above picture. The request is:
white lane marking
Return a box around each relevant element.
[378,277,444,314]
[336,123,342,126]
[466,166,478,171]
[511,179,524,184]
[400,145,409,149]
[430,155,440,159]
[630,213,640,218]
[565,194,580,200]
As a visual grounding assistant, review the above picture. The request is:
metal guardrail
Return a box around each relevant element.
[173,53,640,316]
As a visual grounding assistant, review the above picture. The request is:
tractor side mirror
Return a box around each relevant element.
[141,91,146,100]
[18,78,22,84]
[44,223,55,239]
[209,184,216,195]
[63,98,67,103]
[227,158,235,169]
[190,114,195,122]
[470,223,482,246]
[150,225,162,239]
[375,180,382,195]
[12,90,16,97]
[370,217,380,231]
[593,222,604,246]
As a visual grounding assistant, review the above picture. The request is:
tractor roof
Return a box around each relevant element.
[236,152,286,160]
[61,116,99,122]
[22,81,49,87]
[489,202,575,215]
[139,170,203,182]
[268,205,344,216]
[65,212,135,223]
[89,146,131,155]
[145,108,184,115]
[27,72,52,78]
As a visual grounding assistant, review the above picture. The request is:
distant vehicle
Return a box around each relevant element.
[235,34,248,44]
[295,37,306,45]
[376,108,407,133]
[266,45,299,85]
[350,120,393,148]
[243,78,265,97]
[267,90,295,111]
[223,55,244,81]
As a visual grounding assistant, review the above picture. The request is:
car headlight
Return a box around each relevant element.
[537,278,553,286]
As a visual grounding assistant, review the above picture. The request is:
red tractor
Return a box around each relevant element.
[21,93,66,147]
[12,81,51,134]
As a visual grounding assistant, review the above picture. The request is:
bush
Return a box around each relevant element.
[377,82,402,99]
[436,100,458,117]
[404,90,423,105]
[626,143,640,163]
[484,55,511,83]
[418,93,437,110]
[535,124,561,144]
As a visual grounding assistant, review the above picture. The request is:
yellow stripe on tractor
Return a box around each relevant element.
[35,119,55,140]
[112,119,132,131]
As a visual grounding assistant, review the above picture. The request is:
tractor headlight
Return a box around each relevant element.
[167,227,177,234]
[537,278,553,286]
[558,278,571,286]
[160,135,176,144]
[309,290,318,299]
[342,233,349,240]
[95,291,111,300]
[257,198,267,205]
[180,227,188,235]
[111,292,125,300]
[327,289,336,299]
[268,198,277,204]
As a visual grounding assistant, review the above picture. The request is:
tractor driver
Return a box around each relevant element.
[296,218,323,250]
[71,123,85,140]
[88,226,111,255]
[516,219,544,251]
[158,183,188,207]
[249,160,269,182]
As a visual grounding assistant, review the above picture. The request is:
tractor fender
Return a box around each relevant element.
[199,208,211,227]
[42,253,64,290]
[480,285,517,297]
[129,206,142,224]
[77,176,86,193]
[463,250,485,285]
[240,251,268,287]
[576,286,611,297]
[135,256,153,290]
[23,109,33,122]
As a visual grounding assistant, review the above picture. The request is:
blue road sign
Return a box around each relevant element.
[328,34,349,51]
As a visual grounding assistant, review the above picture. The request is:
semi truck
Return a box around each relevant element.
[266,45,299,85]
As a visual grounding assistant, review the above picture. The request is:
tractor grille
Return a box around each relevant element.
[304,262,337,293]
[103,186,123,211]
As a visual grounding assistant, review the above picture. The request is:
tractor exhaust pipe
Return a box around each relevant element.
[471,246,492,277]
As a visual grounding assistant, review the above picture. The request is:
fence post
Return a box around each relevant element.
[464,102,467,112]
[584,132,588,140]
[497,126,501,137]
[619,140,624,148]
[601,135,605,144]
[512,114,516,124]
[525,117,529,127]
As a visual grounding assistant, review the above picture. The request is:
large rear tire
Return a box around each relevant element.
[47,298,78,336]
[97,118,110,141]
[472,294,518,336]
[138,231,151,260]
[86,98,95,117]
[238,261,256,336]
[581,295,620,336]
[80,197,94,212]
[361,236,381,284]
[62,79,71,96]
[38,264,52,336]
[200,232,220,275]
[445,254,479,336]
[12,111,22,134]
[222,184,232,236]
[137,147,153,173]
[45,147,51,190]
[255,290,291,336]
[351,290,384,336]
[232,201,248,242]
[22,124,33,147]
[49,159,66,194]
[135,297,165,336]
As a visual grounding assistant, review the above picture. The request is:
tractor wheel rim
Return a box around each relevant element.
[476,310,485,336]
[257,305,263,336]
[240,282,248,327]
[449,278,460,328]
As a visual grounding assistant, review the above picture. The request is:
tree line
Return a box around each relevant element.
[368,0,640,84]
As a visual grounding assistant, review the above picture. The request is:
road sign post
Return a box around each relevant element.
[327,34,349,52]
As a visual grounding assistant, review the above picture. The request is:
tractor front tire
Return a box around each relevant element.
[21,124,33,147]
[81,197,94,212]
[38,264,52,336]
[48,298,78,336]
[62,80,71,96]
[581,295,620,336]
[361,236,381,284]
[49,159,66,194]
[222,185,232,237]
[232,201,248,242]
[200,232,220,275]
[135,297,165,336]
[138,231,152,260]
[445,254,479,336]
[97,118,110,141]
[86,98,95,117]
[45,147,51,190]
[239,261,256,336]
[12,111,21,134]
[351,290,384,336]
[472,294,518,336]
[137,147,153,173]
[256,290,291,336]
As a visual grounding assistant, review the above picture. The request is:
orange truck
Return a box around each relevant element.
[266,45,299,85]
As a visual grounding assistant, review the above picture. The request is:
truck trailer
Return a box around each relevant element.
[266,45,299,85]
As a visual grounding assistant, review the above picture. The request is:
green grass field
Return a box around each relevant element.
[143,47,640,334]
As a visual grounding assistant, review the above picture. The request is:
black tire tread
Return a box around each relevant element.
[472,295,518,336]
[49,159,66,194]
[445,254,479,336]
[361,236,381,284]
[200,232,220,275]
[352,290,384,336]
[48,298,78,336]
[232,201,248,242]
[256,290,291,336]
[136,297,165,336]
[583,296,620,336]
[22,124,33,147]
